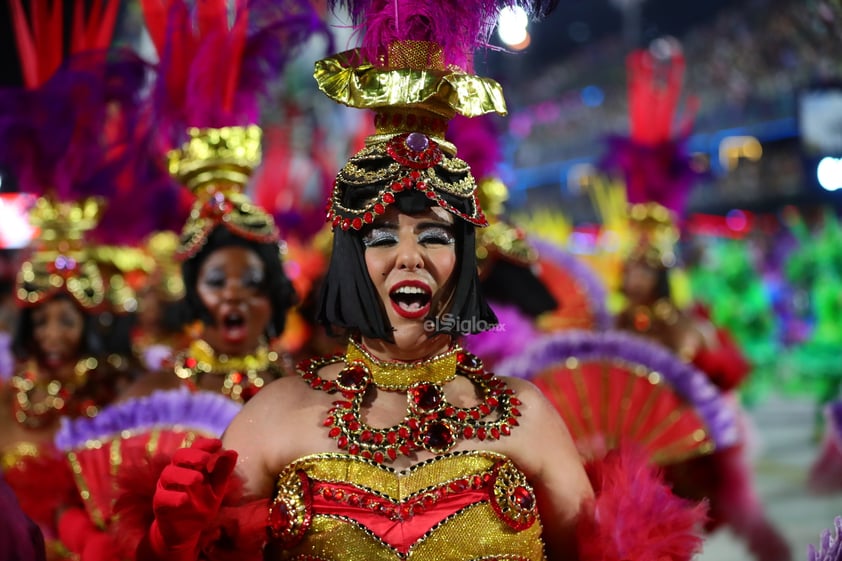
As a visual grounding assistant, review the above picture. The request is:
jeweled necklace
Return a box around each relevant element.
[9,357,99,429]
[630,298,680,333]
[174,338,283,403]
[297,339,522,464]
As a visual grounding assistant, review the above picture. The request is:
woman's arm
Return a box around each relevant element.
[505,378,594,561]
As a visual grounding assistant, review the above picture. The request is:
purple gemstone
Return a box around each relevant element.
[55,255,75,270]
[405,132,429,152]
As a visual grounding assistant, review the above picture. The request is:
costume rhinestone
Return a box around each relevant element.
[410,383,442,411]
[405,132,429,152]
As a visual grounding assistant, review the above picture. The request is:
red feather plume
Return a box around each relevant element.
[10,0,120,89]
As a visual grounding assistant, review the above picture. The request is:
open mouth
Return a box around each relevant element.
[389,281,432,319]
[221,311,247,343]
[41,351,66,368]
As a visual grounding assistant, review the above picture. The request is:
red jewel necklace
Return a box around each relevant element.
[297,339,522,464]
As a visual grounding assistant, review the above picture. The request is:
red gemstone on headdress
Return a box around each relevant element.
[382,193,395,204]
[341,218,351,230]
[405,132,429,152]
[351,217,363,230]
[338,364,368,390]
[410,383,441,411]
[374,203,385,214]
[423,422,454,450]
[425,191,436,199]
[363,212,374,223]
[332,216,341,227]
[512,486,535,510]
[184,357,198,368]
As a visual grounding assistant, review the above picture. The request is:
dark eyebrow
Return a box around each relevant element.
[416,220,454,231]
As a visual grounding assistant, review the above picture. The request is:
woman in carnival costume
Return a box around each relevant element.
[49,2,329,559]
[600,43,791,561]
[118,0,324,403]
[0,2,154,557]
[114,2,709,561]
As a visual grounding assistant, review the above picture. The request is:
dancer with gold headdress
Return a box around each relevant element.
[50,2,329,559]
[0,2,150,557]
[111,2,710,561]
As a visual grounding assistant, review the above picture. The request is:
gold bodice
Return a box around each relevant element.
[267,451,546,561]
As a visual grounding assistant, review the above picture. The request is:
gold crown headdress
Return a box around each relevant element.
[588,176,679,269]
[6,1,128,312]
[168,126,279,260]
[16,198,106,309]
[141,0,327,259]
[315,0,560,231]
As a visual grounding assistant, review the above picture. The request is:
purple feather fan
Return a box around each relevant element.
[54,388,242,451]
[0,49,150,204]
[494,329,740,450]
[808,517,842,561]
[328,0,558,72]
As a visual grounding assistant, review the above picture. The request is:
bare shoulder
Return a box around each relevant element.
[498,376,558,420]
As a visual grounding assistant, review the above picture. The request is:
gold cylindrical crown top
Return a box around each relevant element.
[167,126,262,195]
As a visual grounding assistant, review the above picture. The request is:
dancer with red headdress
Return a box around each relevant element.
[602,41,791,561]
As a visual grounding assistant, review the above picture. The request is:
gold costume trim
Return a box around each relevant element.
[271,452,545,561]
[174,338,282,403]
[167,126,262,193]
[345,339,458,391]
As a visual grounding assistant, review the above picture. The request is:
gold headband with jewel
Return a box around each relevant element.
[167,125,280,260]
[16,197,106,309]
[315,41,508,231]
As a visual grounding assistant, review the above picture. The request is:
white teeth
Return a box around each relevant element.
[394,286,426,295]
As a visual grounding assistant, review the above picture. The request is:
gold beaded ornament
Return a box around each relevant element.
[15,197,106,310]
[315,41,509,231]
[174,338,284,403]
[297,339,523,464]
[167,125,280,260]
